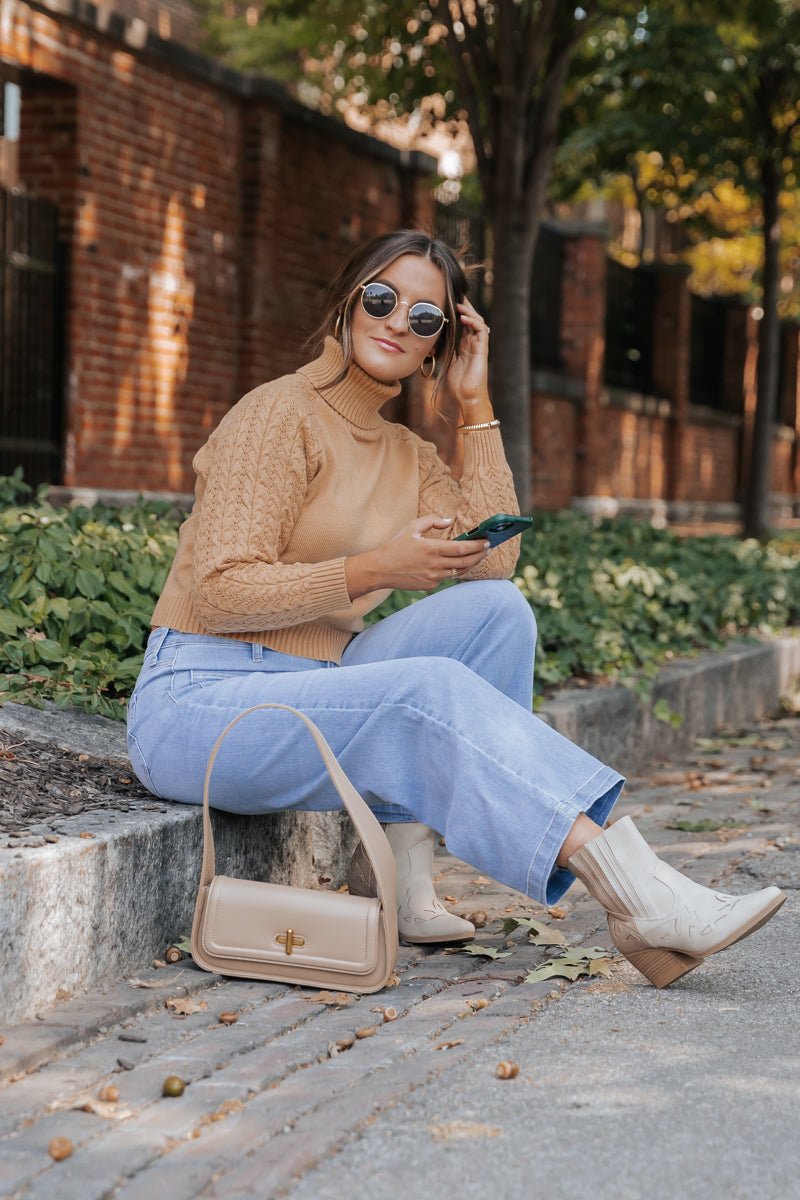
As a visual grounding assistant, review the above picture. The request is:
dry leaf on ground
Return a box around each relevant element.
[166,995,208,1016]
[500,916,568,947]
[127,974,181,990]
[306,991,356,1006]
[49,1095,132,1121]
[193,1098,245,1132]
[433,1039,465,1050]
[429,1120,501,1141]
[444,944,512,960]
[525,946,614,984]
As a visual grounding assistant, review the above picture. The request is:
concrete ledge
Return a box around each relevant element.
[1,635,798,1022]
[539,635,800,774]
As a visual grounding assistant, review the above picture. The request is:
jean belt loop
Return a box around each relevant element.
[252,642,263,663]
[146,626,171,666]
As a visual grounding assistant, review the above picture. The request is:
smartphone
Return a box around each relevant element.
[454,513,533,548]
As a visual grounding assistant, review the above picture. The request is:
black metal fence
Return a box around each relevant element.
[0,186,65,487]
[689,295,727,410]
[603,259,655,393]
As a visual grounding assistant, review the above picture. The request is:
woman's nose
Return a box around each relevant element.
[384,305,407,335]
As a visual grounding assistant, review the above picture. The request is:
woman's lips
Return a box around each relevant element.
[372,337,403,352]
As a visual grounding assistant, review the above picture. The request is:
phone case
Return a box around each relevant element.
[455,514,533,548]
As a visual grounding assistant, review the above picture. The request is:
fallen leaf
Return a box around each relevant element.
[433,1039,465,1050]
[524,945,614,984]
[218,1011,238,1025]
[307,991,356,1006]
[547,905,568,920]
[195,1098,245,1128]
[469,876,491,886]
[166,996,208,1016]
[444,944,512,960]
[79,832,95,839]
[666,819,744,834]
[48,1094,131,1121]
[443,895,458,903]
[127,974,181,989]
[429,1120,501,1142]
[79,1098,133,1120]
[499,916,568,947]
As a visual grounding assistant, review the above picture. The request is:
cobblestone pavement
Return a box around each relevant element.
[0,714,797,1200]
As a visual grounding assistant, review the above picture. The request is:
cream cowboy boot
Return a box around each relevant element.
[568,815,786,987]
[347,822,475,944]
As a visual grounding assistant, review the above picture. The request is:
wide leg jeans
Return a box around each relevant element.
[127,580,624,904]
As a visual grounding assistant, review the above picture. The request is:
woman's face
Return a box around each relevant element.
[348,253,447,383]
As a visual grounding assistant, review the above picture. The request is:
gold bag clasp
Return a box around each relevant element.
[276,928,305,956]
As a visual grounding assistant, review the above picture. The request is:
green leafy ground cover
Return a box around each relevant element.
[0,471,798,722]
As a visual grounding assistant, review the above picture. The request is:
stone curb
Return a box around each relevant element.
[539,634,800,774]
[1,634,797,1023]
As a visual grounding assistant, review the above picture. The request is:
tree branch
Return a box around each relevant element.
[438,1,494,201]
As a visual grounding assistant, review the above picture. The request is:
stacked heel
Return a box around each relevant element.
[622,946,705,988]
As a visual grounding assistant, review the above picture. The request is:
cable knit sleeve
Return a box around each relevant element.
[191,390,353,633]
[416,426,523,580]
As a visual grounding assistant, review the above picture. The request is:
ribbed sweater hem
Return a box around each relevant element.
[149,599,356,663]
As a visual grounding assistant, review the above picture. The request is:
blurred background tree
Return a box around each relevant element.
[194,0,800,534]
[557,0,800,539]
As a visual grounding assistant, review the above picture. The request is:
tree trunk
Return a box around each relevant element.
[743,157,781,540]
[488,220,537,513]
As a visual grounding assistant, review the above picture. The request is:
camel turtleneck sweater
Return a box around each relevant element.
[151,337,521,662]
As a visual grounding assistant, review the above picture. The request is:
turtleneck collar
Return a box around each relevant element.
[298,337,401,438]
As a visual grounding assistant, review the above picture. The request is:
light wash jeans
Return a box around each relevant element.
[126,580,623,904]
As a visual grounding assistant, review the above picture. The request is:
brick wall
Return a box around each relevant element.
[683,420,740,504]
[531,392,579,510]
[2,0,433,494]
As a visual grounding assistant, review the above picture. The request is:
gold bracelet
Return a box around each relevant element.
[457,418,500,432]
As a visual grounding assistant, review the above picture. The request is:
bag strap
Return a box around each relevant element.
[198,702,397,937]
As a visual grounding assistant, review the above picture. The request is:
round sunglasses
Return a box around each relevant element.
[359,282,448,339]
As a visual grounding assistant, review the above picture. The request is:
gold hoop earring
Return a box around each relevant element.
[420,355,436,380]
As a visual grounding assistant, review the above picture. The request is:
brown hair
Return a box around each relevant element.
[309,229,470,403]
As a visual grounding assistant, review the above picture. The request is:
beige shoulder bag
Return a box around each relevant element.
[191,703,398,993]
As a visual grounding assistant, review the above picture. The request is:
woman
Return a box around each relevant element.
[128,229,784,988]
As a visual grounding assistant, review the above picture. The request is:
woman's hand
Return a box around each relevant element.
[445,297,493,422]
[345,516,490,599]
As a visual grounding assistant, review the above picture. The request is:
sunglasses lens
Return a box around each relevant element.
[408,303,445,338]
[361,283,397,319]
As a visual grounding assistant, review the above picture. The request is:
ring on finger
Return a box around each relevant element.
[451,567,459,579]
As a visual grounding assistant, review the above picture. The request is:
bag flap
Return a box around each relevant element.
[201,876,383,975]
